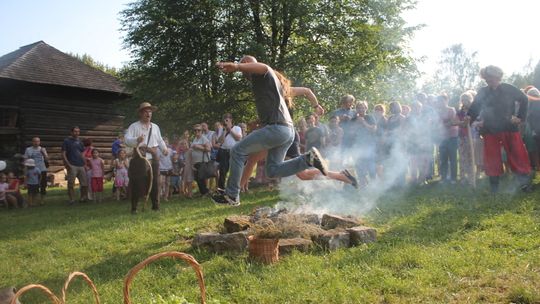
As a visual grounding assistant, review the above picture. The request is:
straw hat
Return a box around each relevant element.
[527,88,540,101]
[24,159,36,167]
[137,102,157,112]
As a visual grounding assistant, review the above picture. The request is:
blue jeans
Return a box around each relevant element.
[226,124,310,199]
[439,137,458,181]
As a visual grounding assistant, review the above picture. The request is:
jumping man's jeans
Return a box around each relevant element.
[226,124,309,199]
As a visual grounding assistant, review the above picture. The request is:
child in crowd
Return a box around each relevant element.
[24,159,41,206]
[159,138,173,202]
[7,172,24,208]
[180,139,194,198]
[113,149,129,201]
[89,149,105,203]
[83,138,94,201]
[170,152,184,197]
[0,173,9,208]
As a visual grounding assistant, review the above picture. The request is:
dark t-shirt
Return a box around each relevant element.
[62,137,85,166]
[251,69,293,127]
[527,101,540,133]
[468,83,528,134]
[305,127,324,151]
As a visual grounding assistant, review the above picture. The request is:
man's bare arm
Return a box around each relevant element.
[216,62,268,75]
[290,87,325,115]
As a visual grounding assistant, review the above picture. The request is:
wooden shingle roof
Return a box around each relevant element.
[0,41,127,94]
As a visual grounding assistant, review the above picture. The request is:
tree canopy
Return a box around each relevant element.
[120,0,419,133]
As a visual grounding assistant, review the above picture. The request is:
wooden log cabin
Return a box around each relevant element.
[0,41,129,174]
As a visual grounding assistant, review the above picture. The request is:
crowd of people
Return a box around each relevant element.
[1,62,539,211]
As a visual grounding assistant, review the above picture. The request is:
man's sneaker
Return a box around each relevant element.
[306,147,328,176]
[520,183,533,193]
[211,192,231,204]
[227,196,240,207]
[211,192,240,206]
[216,188,226,195]
[342,169,359,189]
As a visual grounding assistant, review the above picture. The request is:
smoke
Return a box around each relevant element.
[277,104,445,216]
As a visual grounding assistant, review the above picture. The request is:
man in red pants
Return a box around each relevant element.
[468,65,531,192]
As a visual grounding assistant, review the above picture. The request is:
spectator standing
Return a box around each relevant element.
[351,101,378,185]
[331,94,357,124]
[23,137,48,203]
[525,87,540,174]
[384,101,407,185]
[436,94,459,184]
[83,138,94,200]
[406,101,430,185]
[457,92,475,185]
[0,173,9,208]
[62,126,88,205]
[89,149,105,203]
[327,116,343,149]
[216,113,243,190]
[24,159,41,206]
[170,152,184,196]
[113,149,129,201]
[468,65,531,192]
[191,124,212,196]
[181,139,194,198]
[305,114,325,151]
[158,139,173,201]
[297,118,308,153]
[211,122,224,162]
[111,132,125,195]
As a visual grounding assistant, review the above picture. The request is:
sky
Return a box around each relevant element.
[1,0,539,80]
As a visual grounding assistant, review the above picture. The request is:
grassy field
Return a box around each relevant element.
[0,180,539,304]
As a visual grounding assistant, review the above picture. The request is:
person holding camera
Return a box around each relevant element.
[216,113,243,190]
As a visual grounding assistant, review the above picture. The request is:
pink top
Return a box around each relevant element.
[90,158,104,177]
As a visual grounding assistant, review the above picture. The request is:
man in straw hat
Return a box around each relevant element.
[125,102,168,212]
[213,55,328,206]
[467,65,531,192]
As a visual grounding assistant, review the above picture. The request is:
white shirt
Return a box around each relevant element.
[125,121,167,159]
[221,126,242,149]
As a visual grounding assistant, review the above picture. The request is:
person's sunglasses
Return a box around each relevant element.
[194,129,202,132]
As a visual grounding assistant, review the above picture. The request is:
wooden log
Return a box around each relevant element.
[23,112,125,125]
[20,100,116,115]
[22,128,120,137]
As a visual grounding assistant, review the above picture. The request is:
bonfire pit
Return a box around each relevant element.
[191,207,377,263]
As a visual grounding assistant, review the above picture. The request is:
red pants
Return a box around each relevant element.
[483,132,530,176]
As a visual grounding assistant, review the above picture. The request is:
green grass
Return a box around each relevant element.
[1,181,539,303]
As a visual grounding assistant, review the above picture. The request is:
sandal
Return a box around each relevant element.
[342,169,359,189]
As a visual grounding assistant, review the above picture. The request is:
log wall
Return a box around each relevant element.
[18,95,125,173]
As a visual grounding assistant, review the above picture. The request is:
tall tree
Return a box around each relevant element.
[423,44,480,97]
[120,0,419,133]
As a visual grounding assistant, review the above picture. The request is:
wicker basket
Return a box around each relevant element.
[10,284,61,304]
[61,271,100,303]
[123,251,206,304]
[248,236,279,264]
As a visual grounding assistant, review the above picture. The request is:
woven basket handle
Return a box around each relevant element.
[123,251,206,304]
[61,271,101,304]
[10,284,61,304]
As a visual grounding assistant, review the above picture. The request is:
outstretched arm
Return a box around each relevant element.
[216,62,268,75]
[290,87,325,115]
